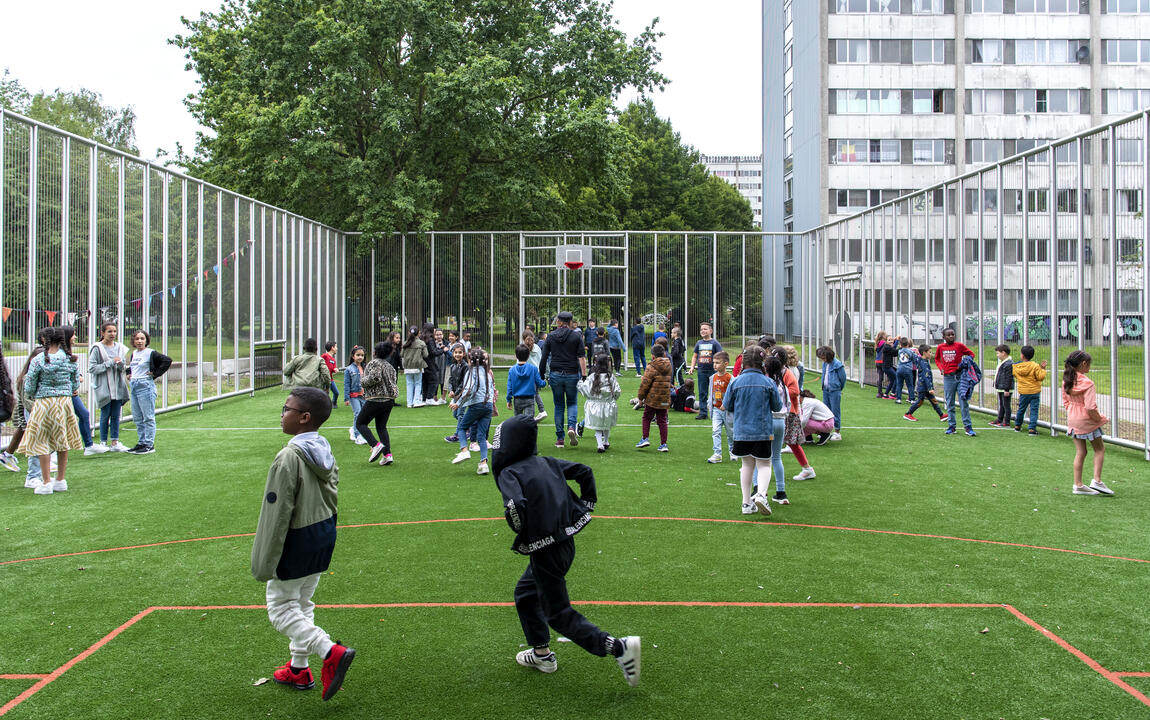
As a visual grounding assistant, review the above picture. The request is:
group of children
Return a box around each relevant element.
[3,324,171,496]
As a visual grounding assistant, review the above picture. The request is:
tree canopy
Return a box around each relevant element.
[0,69,138,154]
[174,0,665,233]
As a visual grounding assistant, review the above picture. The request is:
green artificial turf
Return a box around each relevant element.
[2,376,1149,718]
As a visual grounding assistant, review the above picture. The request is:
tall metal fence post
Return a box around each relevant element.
[1049,146,1060,434]
[1143,111,1150,460]
[27,125,38,351]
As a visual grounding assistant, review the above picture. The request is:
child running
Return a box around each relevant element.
[706,351,734,464]
[358,341,399,466]
[490,414,640,686]
[1061,350,1114,497]
[522,331,548,421]
[634,344,672,452]
[726,345,782,516]
[904,345,947,422]
[344,345,367,445]
[451,347,495,474]
[815,346,845,441]
[443,343,470,446]
[578,354,620,453]
[252,386,355,701]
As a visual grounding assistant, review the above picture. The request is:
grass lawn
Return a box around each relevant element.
[3,377,1149,718]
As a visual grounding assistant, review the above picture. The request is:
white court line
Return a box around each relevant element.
[157,424,998,432]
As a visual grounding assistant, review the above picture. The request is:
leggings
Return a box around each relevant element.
[356,399,395,451]
[788,443,808,465]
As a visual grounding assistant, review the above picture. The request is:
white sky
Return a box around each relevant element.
[0,0,762,162]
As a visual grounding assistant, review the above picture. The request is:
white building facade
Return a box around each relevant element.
[701,154,764,227]
[763,0,1150,338]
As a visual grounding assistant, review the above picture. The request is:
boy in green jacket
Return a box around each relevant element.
[252,386,355,701]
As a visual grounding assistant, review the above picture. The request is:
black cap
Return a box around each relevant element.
[556,311,574,322]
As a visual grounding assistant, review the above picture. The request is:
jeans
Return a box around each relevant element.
[404,371,423,406]
[71,395,93,447]
[610,348,622,373]
[328,380,339,406]
[1015,393,1041,431]
[711,407,733,456]
[823,389,842,431]
[514,539,609,657]
[696,368,714,417]
[266,573,334,669]
[894,369,916,404]
[908,389,943,417]
[883,366,897,395]
[632,346,646,374]
[943,374,971,431]
[996,391,1013,425]
[129,378,157,446]
[549,372,579,440]
[512,397,536,417]
[356,399,394,451]
[752,417,786,494]
[98,399,125,444]
[456,403,493,460]
[348,396,365,440]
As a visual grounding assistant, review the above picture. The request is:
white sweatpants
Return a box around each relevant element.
[266,573,334,668]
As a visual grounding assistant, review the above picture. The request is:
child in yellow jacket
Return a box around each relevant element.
[1012,344,1047,434]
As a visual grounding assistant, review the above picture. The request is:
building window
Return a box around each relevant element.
[1104,39,1150,64]
[1016,0,1078,10]
[1106,0,1150,11]
[912,139,946,164]
[1118,189,1143,213]
[913,39,945,64]
[971,89,1004,113]
[970,0,1003,10]
[836,0,901,11]
[913,0,944,12]
[1119,290,1143,312]
[1104,88,1150,113]
[836,39,869,63]
[1016,39,1082,64]
[912,89,948,113]
[1017,89,1081,114]
[1117,138,1142,162]
[968,139,1004,164]
[836,89,900,113]
[970,39,1003,64]
[836,189,870,210]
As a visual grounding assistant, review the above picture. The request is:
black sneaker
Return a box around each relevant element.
[137,445,156,454]
[1028,430,1039,436]
[816,433,832,446]
[125,444,146,454]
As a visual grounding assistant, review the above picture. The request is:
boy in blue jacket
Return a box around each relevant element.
[904,345,947,422]
[816,346,845,440]
[252,387,355,701]
[507,344,547,418]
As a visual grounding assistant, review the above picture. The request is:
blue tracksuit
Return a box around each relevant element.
[821,358,846,431]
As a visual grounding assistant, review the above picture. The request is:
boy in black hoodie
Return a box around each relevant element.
[491,415,641,687]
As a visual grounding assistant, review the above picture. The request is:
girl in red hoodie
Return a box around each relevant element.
[1062,350,1113,497]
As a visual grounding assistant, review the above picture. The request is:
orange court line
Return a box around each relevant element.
[2,602,1147,716]
[0,675,48,680]
[3,515,1148,568]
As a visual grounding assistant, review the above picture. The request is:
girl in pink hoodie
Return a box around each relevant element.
[1061,351,1114,496]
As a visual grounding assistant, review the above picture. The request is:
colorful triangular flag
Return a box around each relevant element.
[46,310,57,324]
[2,307,10,323]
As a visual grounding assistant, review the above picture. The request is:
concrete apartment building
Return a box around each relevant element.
[701,154,764,227]
[762,0,1150,339]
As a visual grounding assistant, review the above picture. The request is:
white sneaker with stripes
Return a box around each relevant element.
[515,648,557,673]
[615,636,641,687]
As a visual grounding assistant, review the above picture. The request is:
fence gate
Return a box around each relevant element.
[519,233,629,337]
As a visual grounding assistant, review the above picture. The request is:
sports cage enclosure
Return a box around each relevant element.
[1,107,1149,459]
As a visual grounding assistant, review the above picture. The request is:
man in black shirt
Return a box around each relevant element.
[539,311,588,449]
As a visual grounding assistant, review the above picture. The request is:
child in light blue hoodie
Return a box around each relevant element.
[816,345,846,440]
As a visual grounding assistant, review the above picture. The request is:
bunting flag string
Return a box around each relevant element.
[45,311,57,325]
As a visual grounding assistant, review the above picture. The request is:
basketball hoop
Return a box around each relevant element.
[563,260,585,270]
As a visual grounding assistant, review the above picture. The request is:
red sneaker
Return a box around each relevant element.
[938,414,949,422]
[321,643,355,701]
[272,662,315,690]
[903,413,917,422]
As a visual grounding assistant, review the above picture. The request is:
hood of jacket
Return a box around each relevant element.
[1066,372,1091,397]
[491,414,538,478]
[288,431,337,479]
[547,326,577,344]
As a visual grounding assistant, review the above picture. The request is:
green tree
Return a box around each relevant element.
[0,69,138,154]
[615,99,752,232]
[174,0,664,236]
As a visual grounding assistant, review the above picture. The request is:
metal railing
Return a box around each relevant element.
[0,108,348,419]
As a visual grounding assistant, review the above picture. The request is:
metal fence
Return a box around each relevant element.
[0,108,348,420]
[342,231,775,361]
[805,109,1150,459]
[5,104,1147,459]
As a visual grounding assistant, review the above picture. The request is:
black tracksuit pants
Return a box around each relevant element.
[514,538,608,656]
